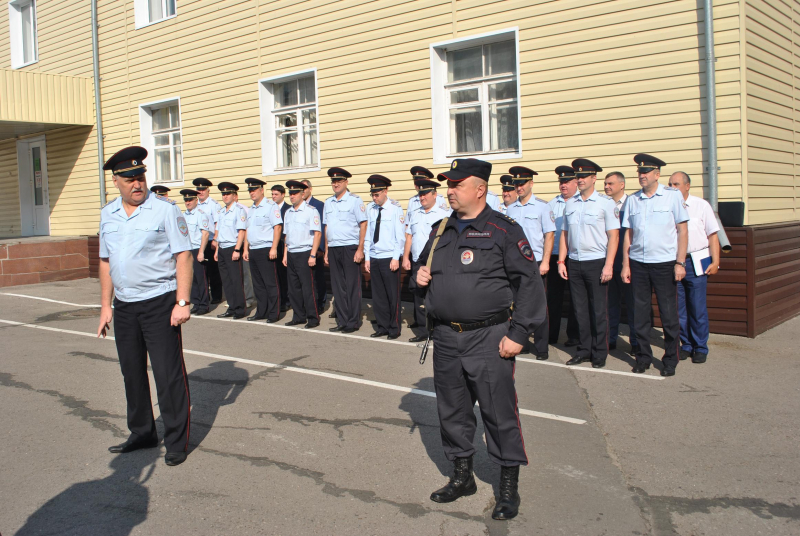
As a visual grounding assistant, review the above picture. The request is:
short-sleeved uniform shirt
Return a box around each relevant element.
[363,199,406,261]
[407,193,447,214]
[99,193,192,302]
[197,197,223,228]
[246,199,283,250]
[324,192,367,247]
[217,202,248,249]
[562,191,620,261]
[506,196,557,262]
[621,184,690,263]
[548,194,570,256]
[405,202,452,262]
[683,194,720,254]
[486,191,502,212]
[183,207,211,250]
[284,201,322,253]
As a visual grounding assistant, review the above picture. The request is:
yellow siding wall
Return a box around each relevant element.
[744,0,800,224]
[0,139,21,236]
[91,0,744,211]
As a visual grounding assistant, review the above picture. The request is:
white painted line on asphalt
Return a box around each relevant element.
[0,292,663,380]
[0,318,588,426]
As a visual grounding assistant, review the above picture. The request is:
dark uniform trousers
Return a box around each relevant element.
[608,268,637,348]
[248,247,281,321]
[370,257,401,336]
[410,260,426,327]
[432,322,527,467]
[190,249,210,313]
[217,246,246,316]
[277,237,289,308]
[113,291,190,453]
[568,258,609,364]
[287,250,319,323]
[204,241,223,302]
[546,255,579,342]
[630,259,680,371]
[313,254,327,312]
[530,272,549,355]
[677,259,709,355]
[328,245,362,330]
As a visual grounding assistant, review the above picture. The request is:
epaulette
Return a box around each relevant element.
[391,199,401,207]
[235,202,247,208]
[598,193,611,199]
[497,212,517,225]
[101,196,118,209]
[535,197,547,203]
[664,186,677,191]
[348,192,361,199]
[429,218,445,236]
[155,196,176,205]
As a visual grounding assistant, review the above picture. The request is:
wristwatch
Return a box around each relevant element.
[177,300,190,307]
[675,261,686,267]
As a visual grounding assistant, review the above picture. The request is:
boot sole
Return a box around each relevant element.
[429,483,478,503]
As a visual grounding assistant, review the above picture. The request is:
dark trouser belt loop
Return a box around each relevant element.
[434,309,511,333]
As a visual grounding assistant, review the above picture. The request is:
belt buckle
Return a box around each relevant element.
[450,322,463,333]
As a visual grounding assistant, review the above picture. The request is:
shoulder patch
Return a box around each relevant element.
[177,216,189,236]
[517,239,535,262]
[155,196,176,205]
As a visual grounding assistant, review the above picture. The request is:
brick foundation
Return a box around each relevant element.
[0,237,91,287]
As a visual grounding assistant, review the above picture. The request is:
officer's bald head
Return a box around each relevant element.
[447,176,487,218]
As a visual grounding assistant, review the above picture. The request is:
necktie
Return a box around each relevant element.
[373,206,382,243]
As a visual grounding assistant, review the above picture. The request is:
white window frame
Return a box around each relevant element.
[8,0,38,69]
[138,97,184,187]
[429,28,522,165]
[258,68,321,176]
[133,0,177,30]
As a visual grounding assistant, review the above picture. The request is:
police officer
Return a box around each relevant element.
[506,165,556,360]
[193,178,224,304]
[498,174,517,215]
[621,154,689,376]
[283,180,322,328]
[272,184,291,311]
[181,188,212,316]
[403,177,451,340]
[323,167,368,333]
[302,179,327,313]
[413,158,546,521]
[547,166,580,346]
[363,175,406,339]
[604,171,638,354]
[407,166,447,214]
[150,184,170,199]
[243,178,283,323]
[214,182,247,319]
[97,146,192,467]
[667,171,720,364]
[557,159,619,369]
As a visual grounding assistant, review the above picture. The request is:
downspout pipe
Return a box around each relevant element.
[91,0,106,205]
[703,0,732,252]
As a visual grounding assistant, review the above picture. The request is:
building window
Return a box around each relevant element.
[8,0,38,68]
[429,29,522,164]
[134,0,176,28]
[139,99,184,185]
[259,70,321,175]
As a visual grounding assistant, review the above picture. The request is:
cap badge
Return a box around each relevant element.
[460,250,474,265]
[132,160,137,165]
[452,161,457,169]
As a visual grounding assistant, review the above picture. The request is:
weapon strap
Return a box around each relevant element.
[425,218,449,270]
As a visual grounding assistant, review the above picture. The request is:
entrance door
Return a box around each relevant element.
[17,137,50,236]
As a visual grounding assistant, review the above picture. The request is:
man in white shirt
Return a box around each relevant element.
[667,172,720,364]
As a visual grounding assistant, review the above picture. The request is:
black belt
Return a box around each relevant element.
[432,309,511,333]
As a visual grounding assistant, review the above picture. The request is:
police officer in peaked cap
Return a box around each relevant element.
[407,166,447,215]
[97,146,193,467]
[498,174,517,215]
[150,184,170,199]
[214,182,248,319]
[193,177,224,304]
[180,188,212,316]
[413,158,547,520]
[283,180,322,328]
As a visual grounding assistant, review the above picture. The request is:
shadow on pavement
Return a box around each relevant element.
[187,360,248,454]
[15,448,159,536]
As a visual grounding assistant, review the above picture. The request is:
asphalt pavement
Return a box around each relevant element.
[0,278,798,535]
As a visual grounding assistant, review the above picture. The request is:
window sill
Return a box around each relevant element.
[265,165,322,177]
[11,59,39,70]
[135,14,176,30]
[435,151,521,165]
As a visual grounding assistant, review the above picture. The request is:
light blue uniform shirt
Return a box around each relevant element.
[217,202,248,248]
[363,200,406,261]
[487,191,501,212]
[562,191,620,261]
[284,201,322,253]
[246,199,283,250]
[407,193,447,214]
[405,201,451,262]
[506,195,557,261]
[197,197,222,228]
[549,194,571,256]
[99,193,192,303]
[183,207,211,250]
[324,192,367,247]
[622,183,690,263]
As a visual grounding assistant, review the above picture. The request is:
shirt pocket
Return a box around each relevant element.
[429,235,453,275]
[101,223,119,254]
[652,205,672,225]
[584,209,601,225]
[458,239,494,273]
[134,222,163,250]
[254,216,267,228]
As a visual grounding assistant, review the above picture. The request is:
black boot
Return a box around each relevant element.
[430,456,477,503]
[492,465,520,520]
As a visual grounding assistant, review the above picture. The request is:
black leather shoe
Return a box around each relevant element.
[566,356,590,366]
[430,456,477,503]
[679,349,692,361]
[232,313,246,319]
[492,465,521,520]
[661,369,676,377]
[632,364,650,374]
[609,341,617,351]
[266,318,278,323]
[408,322,421,329]
[108,437,158,454]
[692,352,707,364]
[409,334,427,343]
[341,327,357,334]
[247,315,266,322]
[387,333,400,340]
[165,452,187,466]
[190,306,199,314]
[592,361,606,369]
[535,353,549,361]
[630,345,640,356]
[564,338,579,347]
[217,310,234,318]
[285,320,304,326]
[304,322,320,329]
[370,332,388,338]
[329,326,342,332]
[194,309,209,316]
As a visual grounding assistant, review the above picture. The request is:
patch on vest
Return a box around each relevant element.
[466,231,492,238]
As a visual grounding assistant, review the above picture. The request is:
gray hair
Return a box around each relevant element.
[300,179,312,188]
